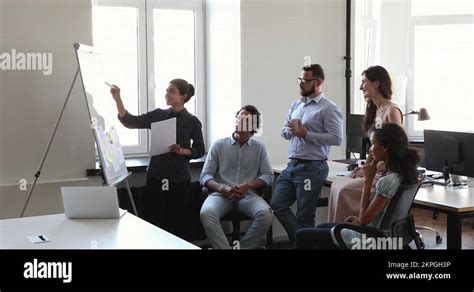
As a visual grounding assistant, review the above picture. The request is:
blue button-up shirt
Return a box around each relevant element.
[281,92,344,160]
[200,136,274,195]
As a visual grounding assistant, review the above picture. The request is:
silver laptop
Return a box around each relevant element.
[61,186,126,219]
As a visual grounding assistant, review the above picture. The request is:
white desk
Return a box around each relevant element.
[272,161,350,187]
[272,161,352,208]
[0,213,199,249]
[414,185,474,249]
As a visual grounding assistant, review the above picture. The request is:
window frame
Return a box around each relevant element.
[351,0,380,116]
[146,0,207,147]
[407,12,474,139]
[350,0,474,140]
[92,0,206,157]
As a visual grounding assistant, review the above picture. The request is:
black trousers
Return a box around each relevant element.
[295,223,339,249]
[143,173,191,240]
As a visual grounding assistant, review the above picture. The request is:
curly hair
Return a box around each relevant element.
[373,123,420,184]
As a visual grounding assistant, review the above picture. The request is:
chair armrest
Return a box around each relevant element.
[201,186,210,197]
[258,185,272,203]
[332,223,389,249]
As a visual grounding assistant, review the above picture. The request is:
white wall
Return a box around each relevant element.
[205,0,242,145]
[238,0,347,241]
[240,0,347,164]
[0,0,97,218]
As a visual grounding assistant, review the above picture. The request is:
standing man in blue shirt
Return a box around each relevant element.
[270,64,344,243]
[200,105,274,249]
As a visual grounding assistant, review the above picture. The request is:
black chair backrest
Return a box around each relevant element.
[379,176,424,231]
[390,214,420,248]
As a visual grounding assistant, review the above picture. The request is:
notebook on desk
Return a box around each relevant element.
[61,186,127,219]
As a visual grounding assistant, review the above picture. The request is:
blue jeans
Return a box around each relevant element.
[200,192,273,249]
[270,160,329,241]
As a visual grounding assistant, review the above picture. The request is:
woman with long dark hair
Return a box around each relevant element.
[361,65,403,134]
[328,65,404,223]
[296,123,420,249]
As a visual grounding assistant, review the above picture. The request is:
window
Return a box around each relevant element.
[408,1,474,137]
[352,0,474,139]
[352,0,381,115]
[92,0,205,156]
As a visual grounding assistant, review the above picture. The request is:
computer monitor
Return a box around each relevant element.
[346,114,371,159]
[424,129,474,178]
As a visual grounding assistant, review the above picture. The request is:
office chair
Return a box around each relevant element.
[414,175,443,245]
[332,176,425,249]
[201,186,273,247]
[414,225,442,246]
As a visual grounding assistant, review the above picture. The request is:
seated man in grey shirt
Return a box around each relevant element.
[200,105,274,249]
